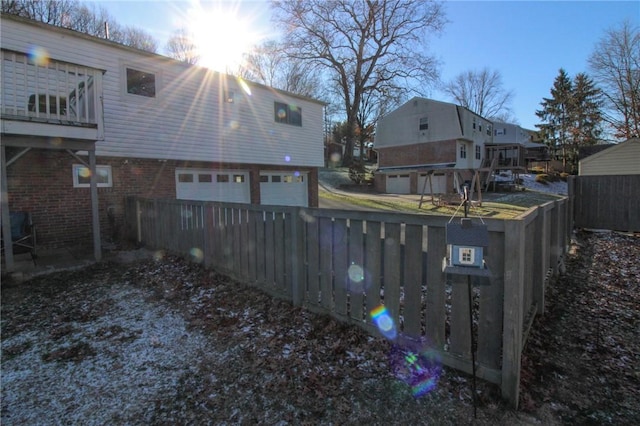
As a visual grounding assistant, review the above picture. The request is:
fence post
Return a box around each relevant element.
[290,207,304,306]
[502,219,525,409]
[203,204,214,269]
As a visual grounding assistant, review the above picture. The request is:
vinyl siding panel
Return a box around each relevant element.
[1,17,324,167]
[579,139,640,176]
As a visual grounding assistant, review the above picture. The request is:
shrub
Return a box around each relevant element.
[349,163,368,184]
[559,172,570,181]
[535,174,549,184]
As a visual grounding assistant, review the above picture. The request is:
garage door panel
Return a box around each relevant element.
[176,169,250,203]
[386,174,410,194]
[418,173,447,194]
[260,172,308,207]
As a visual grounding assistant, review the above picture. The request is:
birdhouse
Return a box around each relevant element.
[443,218,491,277]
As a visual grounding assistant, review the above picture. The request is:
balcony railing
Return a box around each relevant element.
[1,49,102,127]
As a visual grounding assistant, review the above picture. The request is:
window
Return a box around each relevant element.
[472,119,476,130]
[459,247,475,265]
[233,174,245,183]
[126,67,156,97]
[274,102,302,126]
[460,144,467,159]
[419,117,428,130]
[73,164,112,188]
[198,174,212,183]
[272,175,282,183]
[487,125,492,136]
[260,175,269,183]
[217,174,230,183]
[178,173,193,183]
[475,145,481,160]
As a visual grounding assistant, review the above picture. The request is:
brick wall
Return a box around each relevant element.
[377,140,458,168]
[6,148,318,250]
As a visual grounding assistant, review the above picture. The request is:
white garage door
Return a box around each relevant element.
[386,174,411,194]
[418,173,448,194]
[176,169,250,203]
[260,172,308,207]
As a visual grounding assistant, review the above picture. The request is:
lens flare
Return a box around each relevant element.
[389,340,442,398]
[153,250,165,261]
[190,247,204,263]
[79,168,91,178]
[284,155,291,162]
[370,305,397,340]
[28,46,49,66]
[348,263,364,283]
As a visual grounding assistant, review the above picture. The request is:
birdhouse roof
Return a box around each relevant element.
[446,220,489,247]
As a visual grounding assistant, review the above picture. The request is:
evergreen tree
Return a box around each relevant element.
[536,69,573,171]
[568,73,603,172]
[536,69,604,173]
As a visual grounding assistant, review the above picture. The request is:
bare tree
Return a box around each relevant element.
[241,40,322,98]
[1,0,75,26]
[2,0,158,53]
[165,28,200,64]
[588,20,640,140]
[271,0,446,166]
[441,68,515,121]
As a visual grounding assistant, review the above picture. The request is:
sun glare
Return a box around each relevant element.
[185,1,264,73]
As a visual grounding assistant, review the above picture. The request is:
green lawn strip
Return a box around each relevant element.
[319,189,564,219]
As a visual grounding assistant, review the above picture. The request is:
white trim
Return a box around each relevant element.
[72,164,112,188]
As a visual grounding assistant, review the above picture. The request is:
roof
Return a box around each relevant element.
[1,14,327,106]
[579,138,640,175]
[446,219,489,247]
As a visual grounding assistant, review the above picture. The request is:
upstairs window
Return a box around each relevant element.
[419,117,429,130]
[126,67,156,97]
[475,145,481,160]
[274,102,302,126]
[460,144,467,159]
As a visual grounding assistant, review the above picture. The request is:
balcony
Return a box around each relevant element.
[1,49,104,141]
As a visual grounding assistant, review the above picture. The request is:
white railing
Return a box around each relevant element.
[1,49,102,126]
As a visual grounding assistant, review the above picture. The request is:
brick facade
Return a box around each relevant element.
[6,148,318,250]
[377,140,458,168]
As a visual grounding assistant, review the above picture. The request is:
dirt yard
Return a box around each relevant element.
[2,231,638,424]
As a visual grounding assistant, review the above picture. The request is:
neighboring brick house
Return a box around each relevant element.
[373,97,492,195]
[1,15,324,270]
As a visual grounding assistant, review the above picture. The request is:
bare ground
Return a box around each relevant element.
[2,231,638,425]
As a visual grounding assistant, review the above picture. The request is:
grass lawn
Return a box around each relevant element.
[319,188,565,219]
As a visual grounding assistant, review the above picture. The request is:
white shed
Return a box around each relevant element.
[578,138,640,176]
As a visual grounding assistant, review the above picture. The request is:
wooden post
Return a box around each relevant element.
[1,145,14,271]
[290,207,304,306]
[502,219,525,408]
[89,149,102,261]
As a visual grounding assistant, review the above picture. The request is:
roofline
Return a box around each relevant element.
[1,14,327,106]
[579,138,639,165]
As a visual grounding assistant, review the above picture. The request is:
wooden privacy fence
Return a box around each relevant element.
[569,175,640,232]
[124,196,570,408]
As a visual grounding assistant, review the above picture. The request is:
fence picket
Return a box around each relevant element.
[127,196,570,410]
[403,224,423,337]
[348,219,365,323]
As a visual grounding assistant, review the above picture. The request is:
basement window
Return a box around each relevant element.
[73,164,112,188]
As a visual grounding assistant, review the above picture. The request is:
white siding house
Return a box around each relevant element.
[374,97,492,194]
[1,15,325,268]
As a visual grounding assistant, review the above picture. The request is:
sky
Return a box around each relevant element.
[90,0,639,131]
